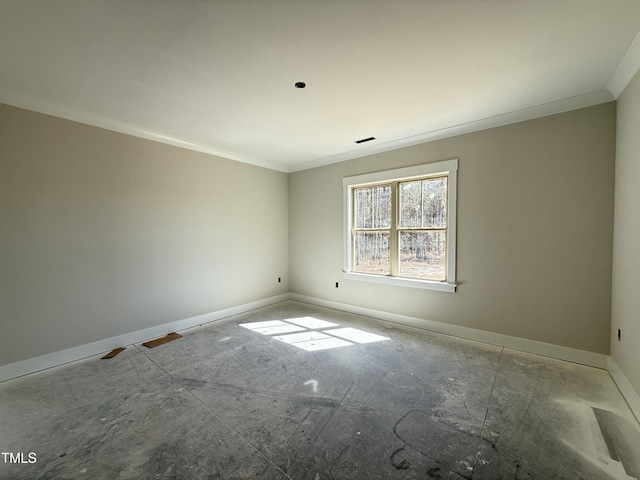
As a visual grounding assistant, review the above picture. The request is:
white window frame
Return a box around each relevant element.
[343,159,458,293]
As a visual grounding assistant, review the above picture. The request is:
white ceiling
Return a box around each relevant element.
[2,1,640,173]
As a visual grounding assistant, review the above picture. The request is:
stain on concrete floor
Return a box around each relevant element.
[0,301,638,479]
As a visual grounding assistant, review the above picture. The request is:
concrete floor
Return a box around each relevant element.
[1,300,639,480]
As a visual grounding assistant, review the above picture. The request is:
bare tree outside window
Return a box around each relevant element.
[353,185,391,274]
[344,159,457,291]
[352,176,448,281]
[398,177,447,280]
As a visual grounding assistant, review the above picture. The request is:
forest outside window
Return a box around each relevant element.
[343,159,457,292]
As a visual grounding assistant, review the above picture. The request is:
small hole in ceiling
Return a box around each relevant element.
[355,137,376,144]
[295,82,306,89]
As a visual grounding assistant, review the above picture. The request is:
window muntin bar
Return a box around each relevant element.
[352,174,448,281]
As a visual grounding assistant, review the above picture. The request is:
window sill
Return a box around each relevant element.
[342,272,457,293]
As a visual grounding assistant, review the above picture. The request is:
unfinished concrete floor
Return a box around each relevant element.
[1,301,639,480]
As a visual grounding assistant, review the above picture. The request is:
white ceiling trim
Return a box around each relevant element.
[0,89,288,173]
[288,90,614,173]
[0,88,616,175]
[608,31,640,99]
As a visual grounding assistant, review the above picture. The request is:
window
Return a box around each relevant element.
[343,159,457,292]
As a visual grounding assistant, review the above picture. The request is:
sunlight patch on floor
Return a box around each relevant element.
[284,317,339,329]
[321,327,390,344]
[238,320,305,335]
[239,317,390,351]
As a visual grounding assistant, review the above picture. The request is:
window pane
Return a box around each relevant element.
[422,177,447,228]
[399,180,422,228]
[354,232,390,275]
[354,185,391,229]
[399,231,446,280]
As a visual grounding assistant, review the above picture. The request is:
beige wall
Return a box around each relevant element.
[289,103,616,354]
[0,100,619,368]
[611,71,640,395]
[0,104,289,366]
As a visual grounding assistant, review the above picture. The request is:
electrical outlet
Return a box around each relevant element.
[335,282,339,288]
[278,277,281,283]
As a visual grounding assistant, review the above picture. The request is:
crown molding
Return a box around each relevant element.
[287,90,614,173]
[608,31,640,99]
[1,87,614,175]
[0,90,288,173]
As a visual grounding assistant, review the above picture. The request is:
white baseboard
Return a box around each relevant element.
[0,294,290,383]
[290,293,609,369]
[4,291,631,418]
[293,295,640,422]
[608,357,640,424]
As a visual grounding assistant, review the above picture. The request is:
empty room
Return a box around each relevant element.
[1,1,640,479]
